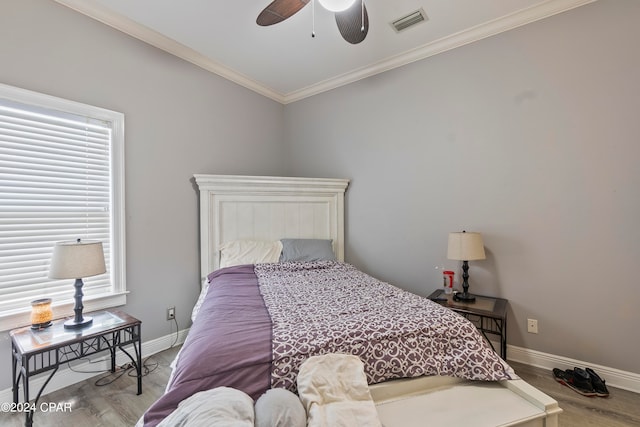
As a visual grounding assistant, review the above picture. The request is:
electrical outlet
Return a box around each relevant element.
[167,307,175,321]
[527,318,538,334]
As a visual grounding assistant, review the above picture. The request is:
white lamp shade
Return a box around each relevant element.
[318,0,356,12]
[49,240,106,279]
[447,232,486,261]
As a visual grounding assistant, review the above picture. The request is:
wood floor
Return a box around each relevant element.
[2,346,638,426]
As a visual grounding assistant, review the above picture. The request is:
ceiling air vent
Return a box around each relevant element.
[391,8,428,33]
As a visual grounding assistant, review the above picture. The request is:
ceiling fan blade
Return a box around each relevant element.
[335,0,369,44]
[257,0,310,26]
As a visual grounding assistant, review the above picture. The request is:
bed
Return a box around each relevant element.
[141,174,561,427]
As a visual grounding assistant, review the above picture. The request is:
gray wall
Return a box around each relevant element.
[0,0,285,390]
[283,0,640,374]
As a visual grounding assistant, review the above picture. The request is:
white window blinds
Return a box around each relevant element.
[0,85,125,320]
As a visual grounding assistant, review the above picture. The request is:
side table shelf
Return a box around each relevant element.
[10,309,142,427]
[428,289,508,360]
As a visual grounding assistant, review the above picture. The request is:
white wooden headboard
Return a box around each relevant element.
[194,174,349,281]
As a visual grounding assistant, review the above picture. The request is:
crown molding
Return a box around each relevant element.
[52,0,286,104]
[283,0,597,103]
[54,0,596,105]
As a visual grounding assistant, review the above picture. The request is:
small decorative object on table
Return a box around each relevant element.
[30,298,53,330]
[443,270,454,294]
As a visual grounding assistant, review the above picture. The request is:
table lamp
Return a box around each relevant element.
[447,231,486,302]
[49,239,106,329]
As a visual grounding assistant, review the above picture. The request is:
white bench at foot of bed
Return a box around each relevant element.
[370,376,562,427]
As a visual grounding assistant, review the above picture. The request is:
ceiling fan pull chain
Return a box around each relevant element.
[312,0,316,38]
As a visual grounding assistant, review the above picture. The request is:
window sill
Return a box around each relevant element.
[0,292,128,332]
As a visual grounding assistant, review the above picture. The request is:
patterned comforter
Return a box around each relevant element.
[143,261,515,426]
[256,261,515,391]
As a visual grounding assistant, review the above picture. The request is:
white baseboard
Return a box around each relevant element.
[0,328,189,404]
[507,344,640,394]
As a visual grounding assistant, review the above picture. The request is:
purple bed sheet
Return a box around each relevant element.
[142,265,271,427]
[143,262,515,426]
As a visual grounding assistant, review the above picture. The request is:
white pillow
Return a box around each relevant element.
[219,240,283,269]
[158,387,254,427]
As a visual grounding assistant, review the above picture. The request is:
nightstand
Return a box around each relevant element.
[10,309,142,427]
[427,289,508,360]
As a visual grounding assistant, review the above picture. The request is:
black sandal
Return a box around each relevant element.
[585,367,610,397]
[552,368,596,397]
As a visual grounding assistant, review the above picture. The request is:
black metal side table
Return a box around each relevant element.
[428,289,508,360]
[10,309,142,427]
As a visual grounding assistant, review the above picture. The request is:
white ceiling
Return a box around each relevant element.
[54,0,595,104]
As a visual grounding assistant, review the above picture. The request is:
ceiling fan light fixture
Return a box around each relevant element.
[318,0,356,13]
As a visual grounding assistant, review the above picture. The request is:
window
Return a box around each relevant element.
[0,83,125,330]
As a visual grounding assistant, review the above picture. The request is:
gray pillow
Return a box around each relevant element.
[279,239,336,262]
[254,388,306,427]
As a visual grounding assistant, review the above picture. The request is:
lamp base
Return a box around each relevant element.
[453,292,476,303]
[64,316,93,330]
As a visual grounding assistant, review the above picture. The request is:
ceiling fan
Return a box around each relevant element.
[257,0,369,44]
